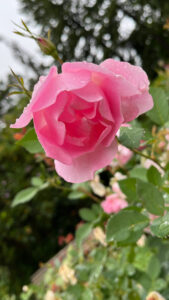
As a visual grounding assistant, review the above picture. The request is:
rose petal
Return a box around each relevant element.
[32,69,91,112]
[11,66,91,128]
[63,61,139,97]
[33,110,72,164]
[73,82,103,102]
[54,139,118,183]
[121,91,153,122]
[100,59,149,91]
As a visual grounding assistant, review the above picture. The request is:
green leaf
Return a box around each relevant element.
[119,126,145,149]
[91,204,102,215]
[118,230,142,246]
[11,187,38,207]
[79,208,97,222]
[129,167,147,182]
[75,223,93,247]
[31,177,44,187]
[136,180,164,216]
[147,165,162,186]
[133,247,153,272]
[67,284,84,299]
[76,265,90,282]
[152,278,167,292]
[150,212,169,238]
[147,255,161,280]
[137,273,151,291]
[68,190,85,200]
[106,210,149,243]
[81,288,93,300]
[127,291,141,300]
[147,87,169,125]
[119,178,138,203]
[21,19,31,33]
[16,128,44,154]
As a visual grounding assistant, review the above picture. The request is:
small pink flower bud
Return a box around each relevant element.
[101,194,128,214]
[37,37,57,56]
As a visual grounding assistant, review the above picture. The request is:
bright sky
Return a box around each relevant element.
[0,0,136,81]
[0,0,52,81]
[0,1,34,79]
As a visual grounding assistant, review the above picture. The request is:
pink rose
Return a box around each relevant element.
[11,60,153,183]
[115,144,133,165]
[101,194,128,214]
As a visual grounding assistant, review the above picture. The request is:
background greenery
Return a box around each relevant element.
[0,0,169,298]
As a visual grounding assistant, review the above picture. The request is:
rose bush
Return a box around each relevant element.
[11,59,153,182]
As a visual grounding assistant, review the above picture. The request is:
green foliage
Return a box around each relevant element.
[1,1,169,297]
[119,127,145,149]
[19,0,169,78]
[119,178,138,203]
[11,187,39,207]
[106,210,149,243]
[129,167,148,182]
[147,165,162,186]
[147,88,169,125]
[75,223,93,248]
[17,234,169,300]
[11,180,48,207]
[151,212,169,238]
[136,180,164,216]
[79,208,97,222]
[16,128,44,154]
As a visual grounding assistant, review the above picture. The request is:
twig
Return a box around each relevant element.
[131,148,165,171]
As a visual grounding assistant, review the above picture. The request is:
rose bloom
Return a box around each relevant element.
[101,193,128,214]
[11,59,153,183]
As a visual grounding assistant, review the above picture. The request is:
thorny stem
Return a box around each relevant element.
[117,136,165,172]
[77,187,101,203]
[131,148,165,171]
[50,179,100,203]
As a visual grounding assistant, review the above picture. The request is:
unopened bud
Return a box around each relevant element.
[44,290,56,300]
[22,285,29,292]
[93,227,107,246]
[146,291,166,300]
[90,181,106,197]
[37,37,57,56]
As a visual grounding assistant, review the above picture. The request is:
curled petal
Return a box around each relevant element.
[121,91,153,122]
[100,59,149,92]
[54,139,118,183]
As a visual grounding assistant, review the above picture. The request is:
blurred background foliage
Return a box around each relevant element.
[20,0,169,78]
[1,0,169,297]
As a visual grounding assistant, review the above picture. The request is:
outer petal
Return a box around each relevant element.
[11,66,91,128]
[31,69,91,112]
[62,61,139,97]
[121,91,153,122]
[54,139,118,183]
[33,110,72,164]
[100,59,153,122]
[100,59,149,91]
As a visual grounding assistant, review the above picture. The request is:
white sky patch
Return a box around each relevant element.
[0,0,52,80]
[119,16,136,40]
